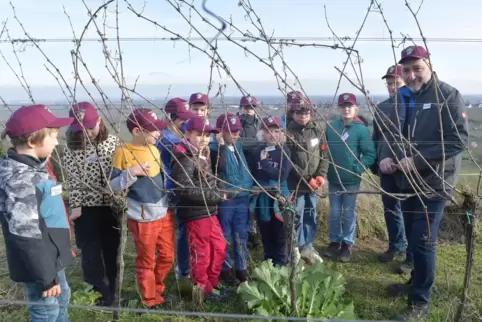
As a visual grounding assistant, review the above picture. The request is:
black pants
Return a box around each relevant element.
[74,206,120,305]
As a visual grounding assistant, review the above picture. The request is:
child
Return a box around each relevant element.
[211,113,253,284]
[63,102,120,306]
[156,98,195,280]
[0,104,74,321]
[285,96,329,264]
[189,92,210,117]
[109,108,173,307]
[250,117,292,267]
[237,96,262,249]
[170,116,227,303]
[324,93,375,262]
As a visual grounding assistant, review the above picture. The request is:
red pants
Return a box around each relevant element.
[127,211,174,306]
[186,216,226,295]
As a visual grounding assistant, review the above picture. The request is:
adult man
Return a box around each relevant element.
[374,65,413,274]
[378,45,469,320]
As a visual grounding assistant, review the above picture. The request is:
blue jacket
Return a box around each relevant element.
[0,149,73,290]
[210,141,253,197]
[249,143,291,222]
[156,128,181,190]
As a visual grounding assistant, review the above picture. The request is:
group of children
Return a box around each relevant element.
[0,90,376,321]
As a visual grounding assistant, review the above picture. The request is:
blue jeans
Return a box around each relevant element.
[328,183,359,246]
[294,193,318,247]
[219,196,249,271]
[24,270,71,322]
[174,207,190,276]
[402,195,447,305]
[381,174,411,259]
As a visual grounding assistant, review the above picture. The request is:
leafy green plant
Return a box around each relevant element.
[237,260,356,320]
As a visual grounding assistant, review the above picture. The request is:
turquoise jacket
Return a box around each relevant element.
[325,117,376,186]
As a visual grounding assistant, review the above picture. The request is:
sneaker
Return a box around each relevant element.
[300,245,316,265]
[206,287,228,301]
[338,243,352,262]
[236,270,249,283]
[397,259,413,275]
[175,266,190,279]
[387,278,412,297]
[220,269,237,285]
[394,303,429,321]
[378,249,403,263]
[323,242,341,258]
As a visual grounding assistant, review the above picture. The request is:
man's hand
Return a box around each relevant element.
[42,284,61,298]
[379,157,396,174]
[70,207,82,221]
[397,157,416,172]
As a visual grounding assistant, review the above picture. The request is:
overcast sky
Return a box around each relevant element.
[0,0,481,101]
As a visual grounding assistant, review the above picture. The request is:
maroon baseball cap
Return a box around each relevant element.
[381,64,402,79]
[286,91,304,104]
[399,45,429,64]
[338,93,357,106]
[216,113,242,132]
[185,116,219,133]
[289,96,312,111]
[6,104,73,137]
[189,93,209,105]
[240,95,257,108]
[261,116,282,129]
[126,108,167,132]
[69,102,99,132]
[165,98,190,114]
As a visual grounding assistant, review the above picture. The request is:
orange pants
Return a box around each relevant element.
[127,211,174,306]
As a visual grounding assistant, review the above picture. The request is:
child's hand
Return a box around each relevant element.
[70,207,82,221]
[129,162,150,176]
[260,150,268,160]
[42,284,61,298]
[308,178,319,190]
[315,176,325,188]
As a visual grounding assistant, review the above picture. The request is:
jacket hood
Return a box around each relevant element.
[0,149,48,190]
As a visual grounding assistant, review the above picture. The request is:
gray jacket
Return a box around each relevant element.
[379,74,469,192]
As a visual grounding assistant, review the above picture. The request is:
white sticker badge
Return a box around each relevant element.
[423,103,431,110]
[341,132,349,141]
[310,138,319,147]
[264,146,276,152]
[51,184,63,196]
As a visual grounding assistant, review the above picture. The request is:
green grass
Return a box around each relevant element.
[1,227,481,321]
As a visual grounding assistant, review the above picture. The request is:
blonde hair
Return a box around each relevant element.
[257,128,285,143]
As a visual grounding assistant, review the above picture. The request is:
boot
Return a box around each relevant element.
[236,270,249,283]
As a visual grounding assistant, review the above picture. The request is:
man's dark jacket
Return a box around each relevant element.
[379,74,469,193]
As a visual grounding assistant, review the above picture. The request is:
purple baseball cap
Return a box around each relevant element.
[261,116,282,129]
[126,108,167,132]
[216,113,242,132]
[338,93,357,106]
[286,91,304,104]
[240,95,257,108]
[69,102,100,132]
[189,93,209,105]
[185,116,219,133]
[6,104,73,137]
[399,45,429,64]
[289,96,312,111]
[381,64,402,79]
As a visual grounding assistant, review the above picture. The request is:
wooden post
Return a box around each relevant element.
[113,197,128,321]
[455,193,477,322]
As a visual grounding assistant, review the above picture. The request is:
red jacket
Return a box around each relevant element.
[46,159,76,257]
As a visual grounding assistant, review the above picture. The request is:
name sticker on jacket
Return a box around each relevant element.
[310,138,319,147]
[264,146,276,152]
[87,154,98,163]
[51,184,63,196]
[341,132,349,141]
[423,103,431,110]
